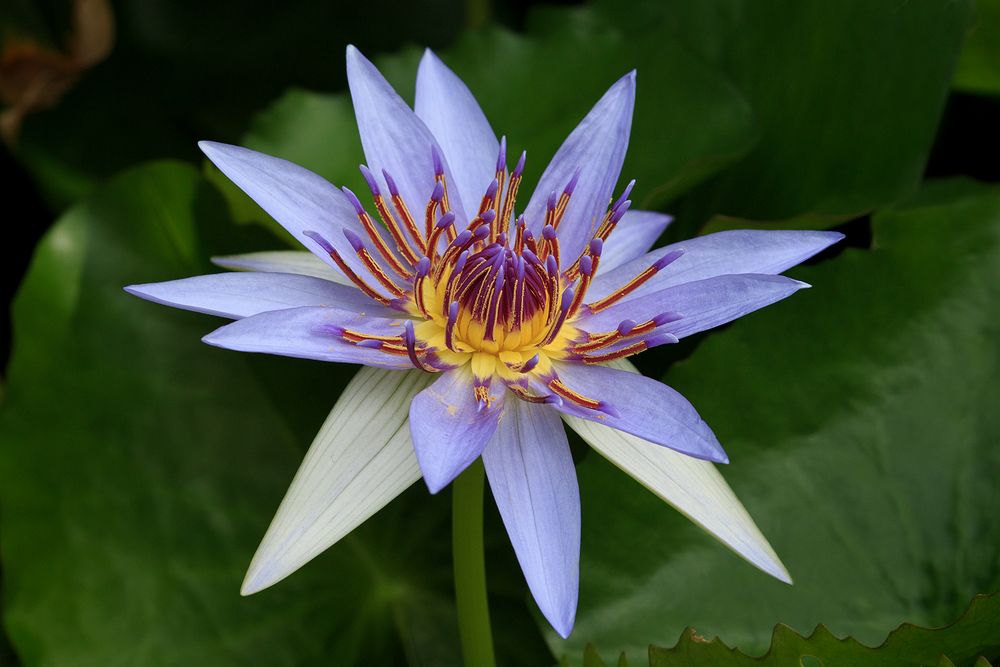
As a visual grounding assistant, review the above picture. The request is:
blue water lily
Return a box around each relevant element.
[126,46,841,638]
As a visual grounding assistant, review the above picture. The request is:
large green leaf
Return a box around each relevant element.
[557,181,1000,662]
[570,592,999,666]
[0,162,552,665]
[591,0,972,227]
[651,591,1000,666]
[216,7,757,236]
[953,0,1000,96]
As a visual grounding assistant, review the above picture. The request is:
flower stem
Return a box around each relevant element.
[452,459,496,667]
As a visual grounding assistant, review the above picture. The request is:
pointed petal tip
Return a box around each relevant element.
[240,561,285,596]
[552,618,574,639]
[197,139,227,158]
[423,476,448,495]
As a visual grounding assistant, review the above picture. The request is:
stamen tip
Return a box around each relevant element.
[564,169,581,196]
[431,145,445,176]
[382,169,400,196]
[597,401,621,418]
[341,186,365,214]
[653,248,685,271]
[589,238,604,257]
[514,151,526,177]
[359,165,380,194]
[343,228,365,252]
[617,319,637,335]
[303,230,334,254]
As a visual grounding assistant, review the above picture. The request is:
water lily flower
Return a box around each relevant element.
[126,46,842,639]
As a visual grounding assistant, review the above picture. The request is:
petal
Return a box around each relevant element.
[579,273,807,336]
[212,251,347,284]
[546,362,728,463]
[564,359,790,584]
[598,210,673,272]
[125,272,398,320]
[415,49,499,221]
[346,45,468,224]
[242,366,433,594]
[409,365,505,493]
[199,141,372,279]
[588,229,844,302]
[482,398,579,639]
[202,306,415,370]
[523,72,635,264]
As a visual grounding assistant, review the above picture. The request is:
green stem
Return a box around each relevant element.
[452,459,496,667]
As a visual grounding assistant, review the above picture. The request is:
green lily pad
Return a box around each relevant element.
[593,0,973,227]
[652,591,1000,666]
[556,181,1000,662]
[953,0,1000,97]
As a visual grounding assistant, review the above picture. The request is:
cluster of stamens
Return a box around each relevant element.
[304,138,684,412]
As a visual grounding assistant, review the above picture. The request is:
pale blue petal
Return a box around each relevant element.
[198,141,370,278]
[579,273,807,336]
[415,49,499,221]
[202,306,414,369]
[125,272,399,320]
[346,45,468,225]
[409,366,504,493]
[482,398,579,639]
[598,210,673,272]
[546,362,727,463]
[522,72,635,264]
[588,229,843,302]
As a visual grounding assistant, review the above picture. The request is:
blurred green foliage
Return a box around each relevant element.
[2,0,1000,665]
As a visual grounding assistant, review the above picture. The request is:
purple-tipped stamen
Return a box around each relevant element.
[342,187,366,215]
[437,211,456,229]
[589,238,604,257]
[343,228,366,253]
[513,151,526,177]
[303,230,334,255]
[652,311,684,326]
[653,248,685,271]
[520,354,540,374]
[496,136,507,172]
[359,164,380,195]
[431,145,445,177]
[611,179,636,211]
[382,169,400,197]
[431,181,445,204]
[564,169,581,197]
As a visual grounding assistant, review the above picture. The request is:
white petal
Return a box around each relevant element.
[242,367,432,594]
[213,251,348,284]
[564,359,791,583]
